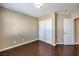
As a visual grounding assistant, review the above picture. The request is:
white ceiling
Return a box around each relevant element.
[0,3,79,17]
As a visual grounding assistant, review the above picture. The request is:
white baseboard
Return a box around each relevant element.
[64,43,75,45]
[39,40,56,46]
[0,39,38,52]
[56,43,76,45]
[75,43,79,44]
[56,43,64,45]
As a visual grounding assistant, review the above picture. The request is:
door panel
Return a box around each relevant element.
[64,19,75,45]
[44,19,52,44]
[39,19,53,44]
[39,20,45,41]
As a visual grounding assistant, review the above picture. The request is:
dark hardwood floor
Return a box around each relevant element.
[0,40,79,56]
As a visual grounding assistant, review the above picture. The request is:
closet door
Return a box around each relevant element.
[44,19,52,44]
[64,19,75,45]
[39,20,45,41]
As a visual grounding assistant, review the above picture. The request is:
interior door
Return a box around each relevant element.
[64,19,75,45]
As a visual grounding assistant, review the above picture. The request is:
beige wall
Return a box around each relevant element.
[0,8,38,49]
[0,8,2,48]
[75,19,79,44]
[56,14,64,44]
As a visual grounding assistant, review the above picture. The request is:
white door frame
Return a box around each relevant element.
[64,18,75,45]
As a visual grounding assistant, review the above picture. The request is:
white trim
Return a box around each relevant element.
[75,43,79,44]
[0,39,38,52]
[64,43,75,45]
[56,43,76,45]
[72,16,79,20]
[39,40,56,46]
[56,43,64,45]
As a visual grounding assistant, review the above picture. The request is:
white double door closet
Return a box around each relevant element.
[39,13,56,45]
[39,19,55,45]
